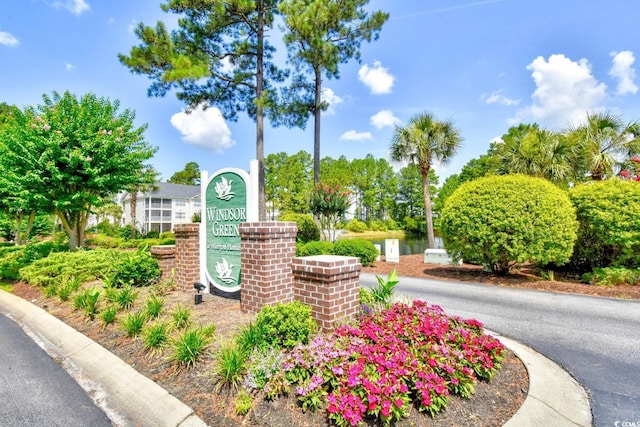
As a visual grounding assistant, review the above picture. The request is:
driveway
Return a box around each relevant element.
[360,273,640,427]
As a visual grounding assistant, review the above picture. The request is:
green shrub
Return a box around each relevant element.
[331,238,378,267]
[254,301,317,349]
[104,284,138,309]
[74,286,102,320]
[367,219,387,232]
[160,231,175,240]
[278,213,320,244]
[110,246,161,287]
[170,325,214,367]
[235,389,253,415]
[297,241,334,257]
[0,240,66,280]
[121,310,148,337]
[171,304,192,329]
[568,179,640,271]
[143,293,165,318]
[142,320,172,353]
[440,174,578,275]
[582,267,640,286]
[212,342,247,392]
[145,230,160,239]
[236,321,268,354]
[19,249,124,287]
[100,306,119,328]
[346,218,368,233]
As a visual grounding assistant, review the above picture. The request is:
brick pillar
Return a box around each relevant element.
[150,245,176,283]
[239,222,297,314]
[292,255,361,332]
[174,223,200,291]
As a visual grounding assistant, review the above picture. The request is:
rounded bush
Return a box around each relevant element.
[346,219,368,233]
[568,179,640,271]
[279,213,321,243]
[297,241,334,257]
[254,301,317,349]
[331,238,378,267]
[440,174,578,275]
[111,247,161,287]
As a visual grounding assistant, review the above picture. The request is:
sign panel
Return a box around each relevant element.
[204,170,247,292]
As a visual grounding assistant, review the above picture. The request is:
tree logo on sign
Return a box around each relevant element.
[214,177,235,200]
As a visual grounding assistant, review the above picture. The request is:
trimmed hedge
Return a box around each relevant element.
[568,179,640,271]
[440,174,578,275]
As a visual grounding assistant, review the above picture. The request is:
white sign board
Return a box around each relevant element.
[385,239,400,263]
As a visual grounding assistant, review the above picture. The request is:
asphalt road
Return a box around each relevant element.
[0,314,112,427]
[360,272,640,427]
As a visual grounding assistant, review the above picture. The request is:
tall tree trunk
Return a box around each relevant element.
[421,166,436,249]
[313,65,322,184]
[130,191,137,239]
[256,0,266,221]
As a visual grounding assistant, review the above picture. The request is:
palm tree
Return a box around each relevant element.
[390,112,463,249]
[127,166,159,238]
[495,124,577,185]
[568,111,640,181]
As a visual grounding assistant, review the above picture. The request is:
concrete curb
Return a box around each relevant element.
[1,289,593,426]
[0,290,207,427]
[493,332,593,427]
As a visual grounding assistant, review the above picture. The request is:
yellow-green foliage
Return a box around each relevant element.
[568,179,640,271]
[440,174,578,274]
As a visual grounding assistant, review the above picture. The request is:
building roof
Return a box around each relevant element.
[149,182,201,199]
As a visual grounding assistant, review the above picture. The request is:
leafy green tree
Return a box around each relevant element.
[119,0,305,220]
[168,161,200,185]
[279,0,388,183]
[265,150,313,217]
[0,91,156,250]
[567,111,640,181]
[390,112,463,249]
[320,155,352,187]
[441,175,578,275]
[309,183,350,241]
[568,179,640,271]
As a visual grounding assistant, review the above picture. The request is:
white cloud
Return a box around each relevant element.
[484,90,519,106]
[340,130,373,141]
[370,110,401,129]
[51,0,90,15]
[0,31,19,47]
[513,54,607,128]
[65,62,75,71]
[609,50,638,95]
[170,106,235,152]
[321,88,343,114]
[358,61,394,95]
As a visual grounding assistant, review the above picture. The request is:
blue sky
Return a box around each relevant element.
[2,0,639,182]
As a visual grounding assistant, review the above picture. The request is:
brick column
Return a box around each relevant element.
[292,255,361,332]
[239,222,297,313]
[174,223,200,291]
[150,245,175,283]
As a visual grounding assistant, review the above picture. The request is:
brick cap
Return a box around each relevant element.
[293,255,361,267]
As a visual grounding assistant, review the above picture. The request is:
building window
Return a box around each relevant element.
[175,199,185,207]
[175,211,186,219]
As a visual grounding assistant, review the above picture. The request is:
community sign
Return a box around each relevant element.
[201,163,258,292]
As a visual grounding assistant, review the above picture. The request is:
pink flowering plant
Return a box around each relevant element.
[260,299,504,426]
[619,155,640,181]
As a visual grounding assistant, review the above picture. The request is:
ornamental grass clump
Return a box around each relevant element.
[260,300,504,426]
